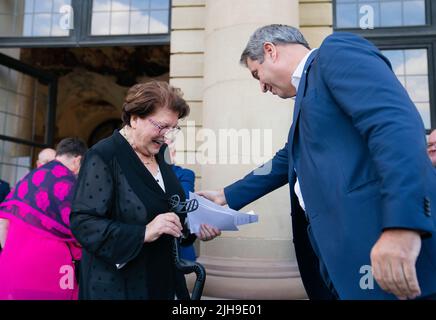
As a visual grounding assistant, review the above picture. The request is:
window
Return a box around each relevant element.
[334,0,436,132]
[0,52,57,185]
[0,0,72,37]
[91,0,170,35]
[0,0,171,47]
[0,140,33,186]
[382,48,430,128]
[336,0,426,28]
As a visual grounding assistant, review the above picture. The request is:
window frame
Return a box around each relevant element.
[333,0,435,36]
[0,0,171,48]
[0,51,57,148]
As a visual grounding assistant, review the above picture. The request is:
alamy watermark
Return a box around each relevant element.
[170,121,275,175]
[359,5,375,29]
[59,5,74,30]
[59,265,75,290]
[359,265,374,290]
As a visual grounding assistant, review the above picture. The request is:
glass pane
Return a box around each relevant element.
[112,0,130,11]
[383,50,405,75]
[149,10,168,33]
[416,103,431,129]
[91,0,169,35]
[405,49,427,75]
[33,0,53,13]
[132,0,150,10]
[51,13,69,36]
[110,11,130,35]
[0,65,48,144]
[91,12,110,35]
[33,13,52,36]
[406,76,429,102]
[335,0,426,28]
[92,0,111,11]
[382,48,430,130]
[0,0,71,37]
[53,0,70,12]
[22,14,33,36]
[130,11,149,34]
[336,3,358,28]
[0,140,33,186]
[150,0,169,9]
[0,89,8,113]
[24,0,34,13]
[404,0,426,26]
[380,1,402,27]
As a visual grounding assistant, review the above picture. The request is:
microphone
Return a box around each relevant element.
[169,194,205,300]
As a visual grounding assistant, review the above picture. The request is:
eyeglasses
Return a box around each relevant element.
[148,118,181,141]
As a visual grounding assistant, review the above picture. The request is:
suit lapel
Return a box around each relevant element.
[288,50,318,162]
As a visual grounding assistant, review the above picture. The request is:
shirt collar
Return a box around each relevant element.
[291,48,318,95]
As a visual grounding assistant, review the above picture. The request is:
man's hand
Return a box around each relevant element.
[196,224,221,241]
[144,212,183,243]
[370,229,422,300]
[196,189,227,206]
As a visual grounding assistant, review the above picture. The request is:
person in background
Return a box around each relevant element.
[167,140,197,261]
[36,148,56,168]
[0,137,87,300]
[427,129,436,167]
[0,180,10,204]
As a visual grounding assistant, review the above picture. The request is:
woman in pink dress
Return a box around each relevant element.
[0,138,87,300]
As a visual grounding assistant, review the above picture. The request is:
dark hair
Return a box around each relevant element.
[55,137,88,158]
[121,80,190,126]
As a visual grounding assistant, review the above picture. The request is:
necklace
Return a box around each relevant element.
[120,127,155,165]
[138,154,155,165]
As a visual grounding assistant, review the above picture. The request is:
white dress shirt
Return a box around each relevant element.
[154,168,166,192]
[291,48,318,212]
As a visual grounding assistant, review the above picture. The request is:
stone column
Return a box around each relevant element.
[198,0,306,299]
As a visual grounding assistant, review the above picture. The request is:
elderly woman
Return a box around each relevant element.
[70,81,220,300]
[0,138,87,299]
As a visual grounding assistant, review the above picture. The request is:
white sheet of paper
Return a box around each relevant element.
[187,192,259,234]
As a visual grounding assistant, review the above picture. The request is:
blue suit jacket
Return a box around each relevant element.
[172,165,195,197]
[225,32,436,299]
[172,165,197,261]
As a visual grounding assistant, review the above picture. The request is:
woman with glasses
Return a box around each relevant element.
[70,81,220,300]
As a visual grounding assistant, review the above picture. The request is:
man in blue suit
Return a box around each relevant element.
[199,25,436,300]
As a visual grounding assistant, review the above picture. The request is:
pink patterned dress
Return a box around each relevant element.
[0,160,81,300]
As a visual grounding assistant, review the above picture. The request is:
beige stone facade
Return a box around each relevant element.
[0,0,334,300]
[170,0,332,299]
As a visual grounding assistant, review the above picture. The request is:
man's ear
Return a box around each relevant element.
[263,42,277,61]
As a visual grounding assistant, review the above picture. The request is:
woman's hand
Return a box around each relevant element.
[196,224,221,241]
[144,212,183,243]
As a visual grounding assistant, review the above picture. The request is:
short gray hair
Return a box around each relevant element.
[240,24,310,66]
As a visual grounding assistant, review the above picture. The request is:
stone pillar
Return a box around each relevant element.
[198,0,306,299]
